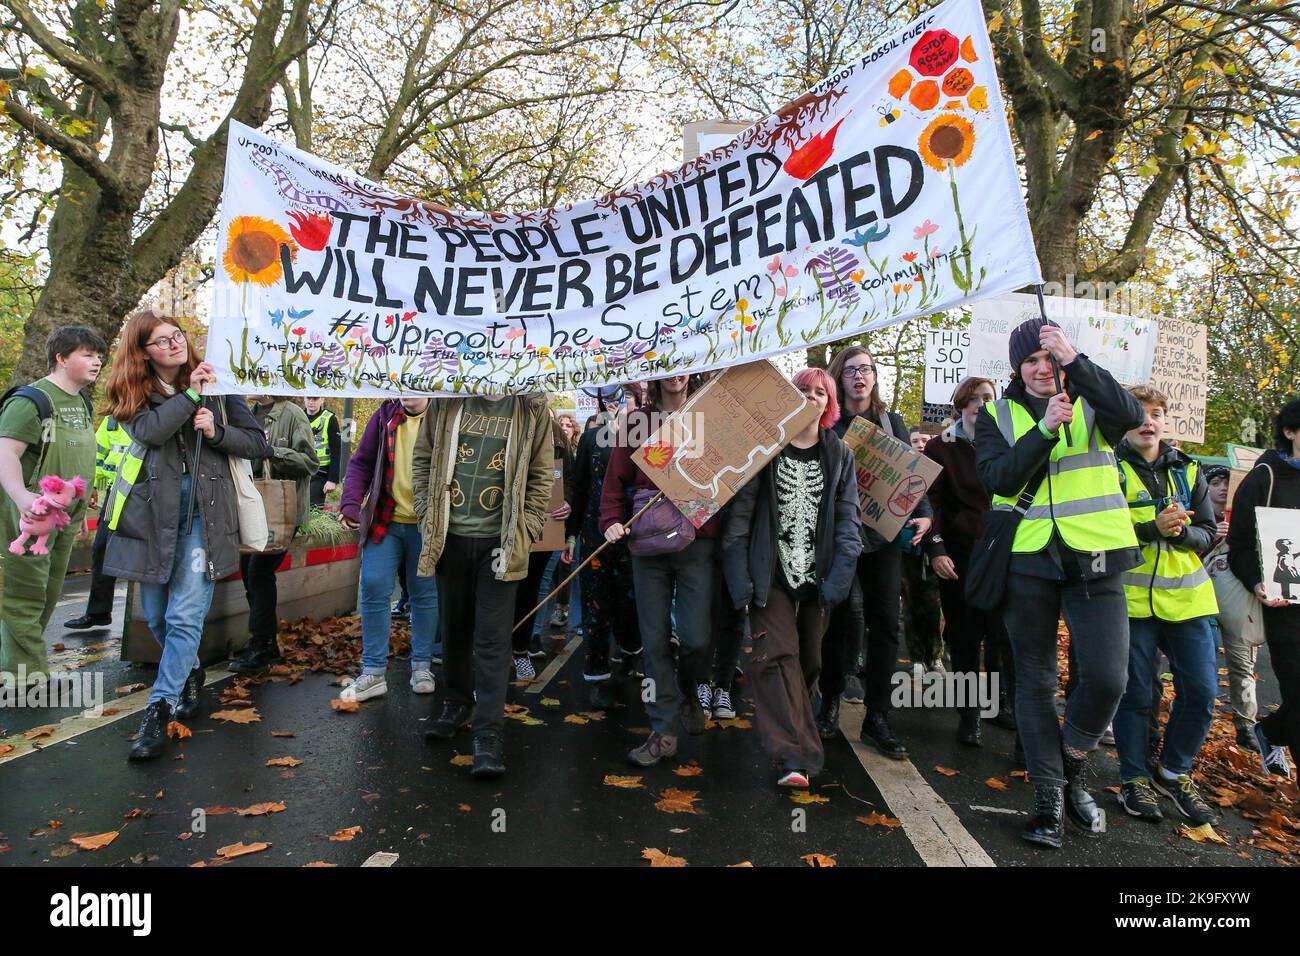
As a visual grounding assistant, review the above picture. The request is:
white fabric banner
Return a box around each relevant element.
[207,0,1040,397]
[966,293,1158,390]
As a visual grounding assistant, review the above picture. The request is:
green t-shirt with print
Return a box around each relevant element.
[0,378,96,523]
[448,396,513,539]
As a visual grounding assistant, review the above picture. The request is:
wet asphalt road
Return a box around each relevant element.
[0,573,1288,868]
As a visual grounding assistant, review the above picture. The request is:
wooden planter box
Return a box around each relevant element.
[121,531,361,666]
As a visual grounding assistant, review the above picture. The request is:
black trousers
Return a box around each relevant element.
[240,551,286,643]
[1257,604,1300,753]
[822,543,903,713]
[710,556,745,689]
[436,534,520,738]
[937,543,1013,706]
[512,550,554,653]
[309,473,328,509]
[84,516,117,619]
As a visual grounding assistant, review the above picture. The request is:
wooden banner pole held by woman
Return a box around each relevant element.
[511,491,664,636]
[185,381,204,532]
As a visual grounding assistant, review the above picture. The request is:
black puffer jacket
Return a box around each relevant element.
[722,428,863,610]
[103,389,269,584]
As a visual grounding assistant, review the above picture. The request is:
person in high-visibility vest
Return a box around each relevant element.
[975,317,1145,850]
[1111,385,1220,828]
[304,396,341,509]
[65,415,134,629]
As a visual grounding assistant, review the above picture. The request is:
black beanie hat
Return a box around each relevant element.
[1008,317,1059,373]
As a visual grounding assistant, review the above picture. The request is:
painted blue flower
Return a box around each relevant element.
[842,224,890,248]
[268,308,284,329]
[287,307,314,321]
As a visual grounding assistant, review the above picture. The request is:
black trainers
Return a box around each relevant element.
[174,666,205,720]
[1253,724,1293,779]
[128,700,173,761]
[588,680,618,711]
[1151,771,1217,827]
[1118,778,1164,823]
[1022,784,1064,849]
[425,702,473,740]
[1062,753,1106,835]
[860,711,908,759]
[470,733,505,777]
[628,731,678,767]
[993,688,1016,730]
[816,696,840,740]
[65,614,111,630]
[956,708,982,747]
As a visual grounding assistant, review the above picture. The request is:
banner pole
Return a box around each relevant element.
[511,491,665,636]
[1034,283,1073,447]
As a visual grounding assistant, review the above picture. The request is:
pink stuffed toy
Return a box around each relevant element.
[9,475,86,556]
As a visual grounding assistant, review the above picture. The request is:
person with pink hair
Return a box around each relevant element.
[720,367,862,787]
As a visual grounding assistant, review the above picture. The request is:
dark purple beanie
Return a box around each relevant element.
[1008,317,1059,372]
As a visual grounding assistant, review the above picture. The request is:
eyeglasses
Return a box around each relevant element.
[145,330,187,350]
[843,365,875,379]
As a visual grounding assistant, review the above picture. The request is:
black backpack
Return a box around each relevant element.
[0,384,95,477]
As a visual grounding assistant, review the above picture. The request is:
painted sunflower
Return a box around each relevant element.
[223,216,297,285]
[918,114,975,171]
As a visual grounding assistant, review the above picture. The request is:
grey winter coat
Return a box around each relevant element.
[103,389,270,584]
[722,428,863,611]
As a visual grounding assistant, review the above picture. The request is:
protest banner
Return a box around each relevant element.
[842,417,943,539]
[1256,508,1300,605]
[965,293,1156,388]
[924,327,970,403]
[1149,315,1207,443]
[631,361,821,527]
[206,0,1040,398]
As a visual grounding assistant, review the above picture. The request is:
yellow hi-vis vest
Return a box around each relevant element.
[106,437,148,533]
[95,416,132,492]
[1118,458,1219,621]
[310,408,334,469]
[987,397,1137,555]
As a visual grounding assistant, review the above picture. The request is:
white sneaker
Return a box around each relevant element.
[410,669,435,694]
[711,686,736,720]
[777,769,810,788]
[514,655,536,680]
[340,673,387,702]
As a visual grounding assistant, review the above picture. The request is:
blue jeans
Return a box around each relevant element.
[1115,615,1217,779]
[359,522,439,674]
[140,475,216,708]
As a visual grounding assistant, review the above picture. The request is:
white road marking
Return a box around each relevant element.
[839,702,995,867]
[525,636,583,695]
[361,851,399,867]
[970,804,1026,816]
[0,669,234,766]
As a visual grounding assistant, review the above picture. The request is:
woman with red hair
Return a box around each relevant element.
[721,367,862,787]
[101,310,268,761]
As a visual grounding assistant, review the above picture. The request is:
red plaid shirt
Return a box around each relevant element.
[368,403,408,545]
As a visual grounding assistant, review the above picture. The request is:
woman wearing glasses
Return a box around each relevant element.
[819,346,933,758]
[101,310,269,760]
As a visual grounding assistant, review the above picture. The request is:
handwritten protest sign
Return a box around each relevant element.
[206,0,1040,398]
[1149,315,1207,444]
[924,327,970,403]
[966,293,1156,389]
[842,417,943,539]
[632,361,820,528]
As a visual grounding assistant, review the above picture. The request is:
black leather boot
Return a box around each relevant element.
[470,732,506,777]
[425,701,473,740]
[228,635,281,674]
[1063,752,1106,835]
[129,700,173,761]
[588,680,618,711]
[956,708,982,747]
[860,711,908,759]
[174,666,205,720]
[816,695,840,739]
[993,688,1017,730]
[1022,784,1064,848]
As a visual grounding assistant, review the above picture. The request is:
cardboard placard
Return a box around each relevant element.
[1226,467,1251,517]
[841,417,943,539]
[1256,507,1300,605]
[632,360,820,528]
[1149,315,1207,444]
[531,462,566,552]
[1227,444,1264,470]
